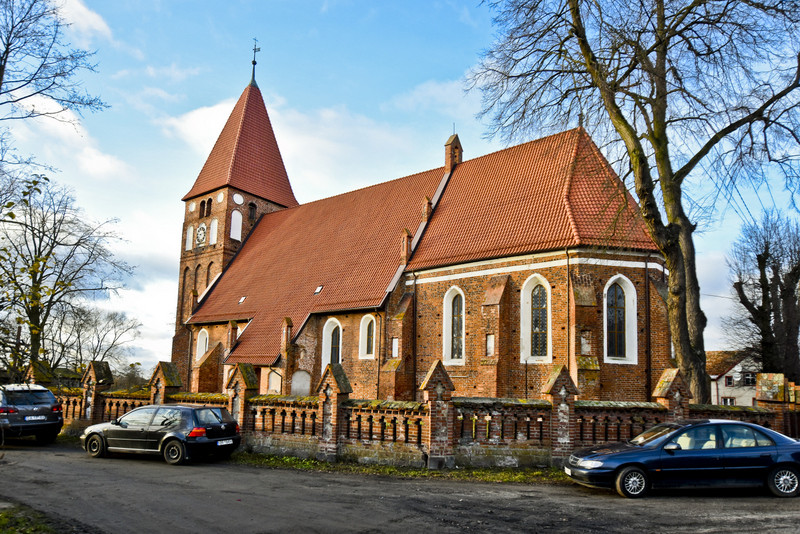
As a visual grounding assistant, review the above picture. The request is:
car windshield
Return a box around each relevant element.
[195,408,223,425]
[3,390,55,405]
[630,423,683,445]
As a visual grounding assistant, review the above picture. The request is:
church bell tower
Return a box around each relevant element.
[171,51,298,378]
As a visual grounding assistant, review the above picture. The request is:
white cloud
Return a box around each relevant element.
[385,77,478,119]
[100,279,177,371]
[11,95,131,182]
[124,87,184,115]
[145,64,204,84]
[59,0,113,45]
[76,145,128,178]
[159,99,235,156]
[269,103,425,202]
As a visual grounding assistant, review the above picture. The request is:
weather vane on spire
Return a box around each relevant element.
[251,38,261,86]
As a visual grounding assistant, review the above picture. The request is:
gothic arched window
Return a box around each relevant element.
[603,275,638,364]
[443,287,465,364]
[531,285,548,358]
[607,283,626,358]
[196,329,209,360]
[231,210,243,241]
[321,318,343,369]
[359,315,376,359]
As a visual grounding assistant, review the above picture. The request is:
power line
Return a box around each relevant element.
[701,293,737,300]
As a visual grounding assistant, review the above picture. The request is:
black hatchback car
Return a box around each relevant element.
[0,384,63,443]
[565,419,800,498]
[80,404,240,465]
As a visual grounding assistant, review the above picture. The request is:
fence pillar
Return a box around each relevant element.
[755,373,790,434]
[225,363,259,427]
[80,361,114,424]
[419,360,455,469]
[315,364,352,462]
[652,368,690,422]
[149,361,183,405]
[542,365,578,464]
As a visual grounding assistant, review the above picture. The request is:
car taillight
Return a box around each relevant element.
[52,404,62,413]
[187,427,206,437]
[0,407,18,414]
[235,422,240,434]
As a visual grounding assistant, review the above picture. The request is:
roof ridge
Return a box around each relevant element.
[287,165,446,209]
[449,127,583,168]
[562,129,583,245]
[225,85,252,187]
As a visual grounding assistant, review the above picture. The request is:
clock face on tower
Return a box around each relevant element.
[196,225,207,245]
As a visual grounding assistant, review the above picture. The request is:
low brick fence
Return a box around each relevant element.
[42,361,800,468]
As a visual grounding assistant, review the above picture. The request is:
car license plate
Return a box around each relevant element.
[25,415,47,421]
[217,439,233,446]
[564,467,572,476]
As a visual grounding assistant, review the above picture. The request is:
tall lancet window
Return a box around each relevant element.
[443,287,466,364]
[531,285,548,358]
[607,283,626,359]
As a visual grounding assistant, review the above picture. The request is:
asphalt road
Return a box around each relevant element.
[1,439,799,533]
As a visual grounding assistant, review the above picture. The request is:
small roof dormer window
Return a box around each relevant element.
[314,285,324,295]
[238,296,247,304]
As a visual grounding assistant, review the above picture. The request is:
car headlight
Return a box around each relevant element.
[577,459,604,469]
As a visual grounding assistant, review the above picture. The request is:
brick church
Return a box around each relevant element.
[171,71,672,403]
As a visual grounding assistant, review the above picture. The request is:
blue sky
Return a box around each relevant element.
[7,0,783,372]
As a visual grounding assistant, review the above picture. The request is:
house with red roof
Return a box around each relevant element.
[170,73,673,402]
[706,351,760,406]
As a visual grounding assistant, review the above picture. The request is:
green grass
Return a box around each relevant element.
[230,451,570,484]
[0,505,57,534]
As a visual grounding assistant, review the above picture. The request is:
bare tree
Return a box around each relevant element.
[728,211,800,382]
[0,0,105,123]
[45,304,141,372]
[0,179,131,378]
[471,0,800,402]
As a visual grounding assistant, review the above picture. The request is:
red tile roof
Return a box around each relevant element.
[182,83,298,208]
[706,351,747,377]
[189,127,657,366]
[407,128,657,271]
[189,168,444,365]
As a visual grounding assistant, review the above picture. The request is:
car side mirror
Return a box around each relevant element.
[663,442,681,453]
[111,419,120,426]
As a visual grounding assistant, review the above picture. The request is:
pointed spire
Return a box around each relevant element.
[250,38,260,88]
[182,78,298,208]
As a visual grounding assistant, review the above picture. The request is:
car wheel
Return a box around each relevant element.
[615,466,649,498]
[34,431,58,445]
[163,440,187,465]
[767,465,800,498]
[86,434,106,458]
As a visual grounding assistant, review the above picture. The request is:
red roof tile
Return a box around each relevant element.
[189,168,444,365]
[706,351,747,377]
[407,128,656,271]
[182,84,298,208]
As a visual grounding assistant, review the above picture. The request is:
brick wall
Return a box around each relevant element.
[405,250,671,403]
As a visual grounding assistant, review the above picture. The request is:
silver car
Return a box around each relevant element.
[0,384,63,444]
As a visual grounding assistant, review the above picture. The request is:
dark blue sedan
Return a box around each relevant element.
[565,419,800,498]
